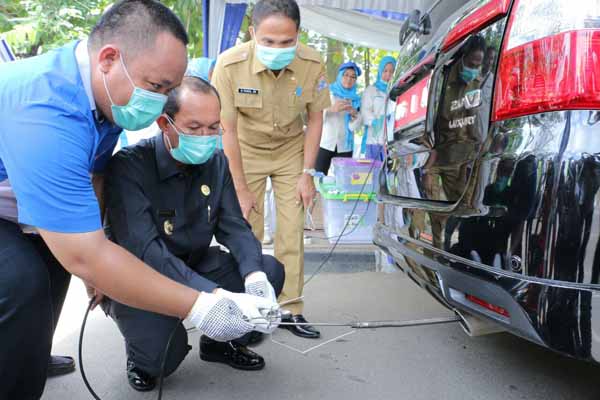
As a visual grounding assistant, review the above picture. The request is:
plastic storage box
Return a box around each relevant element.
[318,182,377,244]
[331,158,382,193]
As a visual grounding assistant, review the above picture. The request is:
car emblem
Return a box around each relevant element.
[464,89,482,109]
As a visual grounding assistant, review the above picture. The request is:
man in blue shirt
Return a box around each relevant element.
[0,1,279,398]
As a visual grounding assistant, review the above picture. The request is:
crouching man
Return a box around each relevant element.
[103,76,284,391]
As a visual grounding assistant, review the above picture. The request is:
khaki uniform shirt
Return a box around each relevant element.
[212,40,331,152]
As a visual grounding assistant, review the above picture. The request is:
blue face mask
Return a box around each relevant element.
[166,118,219,165]
[459,61,481,84]
[255,43,297,70]
[103,53,167,131]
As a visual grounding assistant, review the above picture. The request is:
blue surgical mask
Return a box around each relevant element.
[103,53,167,131]
[255,43,297,70]
[165,118,219,165]
[459,60,481,84]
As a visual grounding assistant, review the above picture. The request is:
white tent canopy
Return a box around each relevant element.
[300,6,408,51]
[227,0,433,13]
[207,0,469,57]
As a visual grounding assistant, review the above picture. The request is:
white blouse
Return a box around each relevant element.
[361,85,395,145]
[320,94,363,153]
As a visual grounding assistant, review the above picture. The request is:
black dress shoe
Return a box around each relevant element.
[200,336,265,370]
[280,314,321,339]
[246,331,265,346]
[127,360,156,392]
[47,355,76,377]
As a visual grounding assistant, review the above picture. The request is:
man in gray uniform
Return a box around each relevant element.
[103,76,284,391]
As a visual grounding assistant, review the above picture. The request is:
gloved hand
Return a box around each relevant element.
[217,288,280,334]
[244,271,277,304]
[186,292,255,342]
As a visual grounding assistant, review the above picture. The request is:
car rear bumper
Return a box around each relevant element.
[375,222,600,363]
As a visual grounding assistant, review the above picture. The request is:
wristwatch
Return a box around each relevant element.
[302,168,317,177]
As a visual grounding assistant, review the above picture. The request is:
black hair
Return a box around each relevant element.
[89,0,188,55]
[252,0,301,30]
[463,34,487,57]
[164,76,221,119]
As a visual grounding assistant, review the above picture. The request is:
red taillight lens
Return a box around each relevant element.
[466,294,510,318]
[492,0,600,121]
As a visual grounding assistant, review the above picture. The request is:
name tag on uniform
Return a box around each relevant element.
[238,88,259,95]
[158,209,176,218]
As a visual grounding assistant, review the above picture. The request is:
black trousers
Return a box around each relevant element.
[104,247,285,378]
[0,219,71,400]
[315,147,352,176]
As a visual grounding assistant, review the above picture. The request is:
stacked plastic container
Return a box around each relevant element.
[318,158,382,244]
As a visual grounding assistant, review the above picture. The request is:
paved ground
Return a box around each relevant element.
[44,255,600,400]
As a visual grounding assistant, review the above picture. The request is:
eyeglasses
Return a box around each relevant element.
[167,116,223,137]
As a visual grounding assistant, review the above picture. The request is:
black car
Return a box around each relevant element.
[376,0,600,363]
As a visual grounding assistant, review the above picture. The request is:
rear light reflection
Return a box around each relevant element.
[466,294,511,318]
[441,0,511,51]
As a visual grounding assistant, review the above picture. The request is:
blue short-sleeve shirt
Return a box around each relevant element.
[0,41,122,233]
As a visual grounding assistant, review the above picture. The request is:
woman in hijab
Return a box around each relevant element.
[315,62,363,175]
[361,56,397,161]
[186,57,216,81]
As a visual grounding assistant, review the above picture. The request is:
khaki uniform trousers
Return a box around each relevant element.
[242,138,305,314]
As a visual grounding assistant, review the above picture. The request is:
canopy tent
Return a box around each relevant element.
[203,0,469,57]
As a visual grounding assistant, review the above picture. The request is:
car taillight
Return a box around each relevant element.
[492,0,600,121]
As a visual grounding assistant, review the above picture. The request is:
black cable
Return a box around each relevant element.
[79,296,182,400]
[157,319,183,400]
[304,159,378,286]
[78,298,102,400]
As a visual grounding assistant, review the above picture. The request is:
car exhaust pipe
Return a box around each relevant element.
[454,309,504,337]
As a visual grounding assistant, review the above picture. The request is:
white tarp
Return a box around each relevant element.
[300,6,406,51]
[302,0,469,50]
[218,0,434,51]
[210,0,469,54]
[226,0,433,13]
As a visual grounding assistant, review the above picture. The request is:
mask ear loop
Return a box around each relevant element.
[102,51,134,106]
[102,70,116,106]
[118,52,136,88]
[164,116,181,151]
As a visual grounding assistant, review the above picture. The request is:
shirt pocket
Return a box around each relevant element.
[288,86,312,113]
[234,92,263,112]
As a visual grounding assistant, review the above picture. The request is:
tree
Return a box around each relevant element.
[1,0,204,58]
[1,0,112,57]
[1,0,397,88]
[162,0,203,57]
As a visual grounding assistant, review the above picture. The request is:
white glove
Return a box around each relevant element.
[218,288,280,334]
[244,271,277,304]
[186,292,255,342]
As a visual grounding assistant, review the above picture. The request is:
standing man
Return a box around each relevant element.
[212,0,331,339]
[0,1,276,398]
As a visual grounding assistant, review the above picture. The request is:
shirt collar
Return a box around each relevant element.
[75,39,96,113]
[155,133,181,181]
